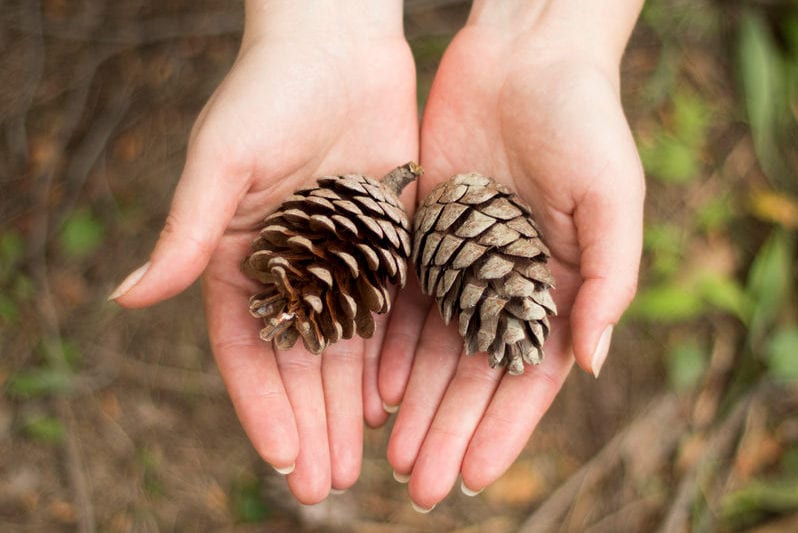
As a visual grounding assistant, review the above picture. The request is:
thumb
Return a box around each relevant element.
[110,137,248,308]
[570,174,644,378]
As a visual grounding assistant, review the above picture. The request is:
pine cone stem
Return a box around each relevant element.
[382,162,423,196]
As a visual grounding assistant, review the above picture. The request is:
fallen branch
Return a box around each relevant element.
[519,394,684,532]
[658,383,768,533]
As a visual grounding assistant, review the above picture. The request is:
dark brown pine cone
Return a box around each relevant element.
[243,163,422,354]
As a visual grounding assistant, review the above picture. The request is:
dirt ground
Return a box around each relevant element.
[2,1,797,531]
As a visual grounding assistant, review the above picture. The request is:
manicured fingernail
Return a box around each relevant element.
[460,480,483,497]
[273,463,295,475]
[330,488,347,495]
[393,470,410,484]
[591,325,614,378]
[382,401,399,414]
[411,501,436,514]
[109,262,150,301]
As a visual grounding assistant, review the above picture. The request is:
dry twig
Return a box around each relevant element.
[519,394,684,532]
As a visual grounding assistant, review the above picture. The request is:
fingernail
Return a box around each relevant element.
[411,501,436,514]
[108,262,150,301]
[591,325,614,378]
[460,480,483,497]
[273,463,295,475]
[392,470,410,484]
[330,488,347,495]
[382,401,399,414]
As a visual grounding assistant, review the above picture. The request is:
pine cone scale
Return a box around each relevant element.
[414,173,557,375]
[244,163,421,354]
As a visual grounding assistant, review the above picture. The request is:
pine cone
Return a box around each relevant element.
[413,173,557,375]
[243,163,422,354]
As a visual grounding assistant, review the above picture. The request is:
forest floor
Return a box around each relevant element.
[1,1,797,531]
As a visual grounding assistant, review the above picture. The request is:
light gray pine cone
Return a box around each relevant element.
[243,163,422,354]
[412,173,557,375]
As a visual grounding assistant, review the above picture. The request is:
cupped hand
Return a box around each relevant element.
[112,13,419,503]
[379,22,645,510]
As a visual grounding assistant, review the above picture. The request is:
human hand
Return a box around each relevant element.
[110,1,418,504]
[378,0,645,510]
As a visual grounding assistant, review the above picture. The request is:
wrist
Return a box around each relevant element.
[244,1,405,45]
[467,0,644,69]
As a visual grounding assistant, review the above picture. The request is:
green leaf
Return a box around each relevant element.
[628,283,706,323]
[738,10,786,180]
[231,475,270,523]
[639,134,701,184]
[0,294,18,322]
[672,90,712,146]
[782,446,798,477]
[23,415,65,443]
[697,274,752,323]
[0,230,24,282]
[746,230,795,344]
[41,338,82,370]
[666,340,707,391]
[5,367,72,398]
[643,223,684,278]
[0,230,24,264]
[59,209,105,260]
[720,478,798,529]
[136,446,165,497]
[697,194,737,234]
[767,328,798,381]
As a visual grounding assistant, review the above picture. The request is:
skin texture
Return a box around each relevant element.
[111,0,645,509]
[379,15,645,509]
[113,4,418,504]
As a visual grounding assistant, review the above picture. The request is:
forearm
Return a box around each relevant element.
[244,0,405,44]
[467,0,644,66]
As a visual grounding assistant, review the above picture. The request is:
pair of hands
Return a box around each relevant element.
[112,4,644,510]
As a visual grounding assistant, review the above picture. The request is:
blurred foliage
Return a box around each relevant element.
[58,208,106,261]
[666,339,708,391]
[0,229,32,324]
[721,476,798,530]
[746,229,795,348]
[5,340,81,399]
[231,473,271,524]
[631,1,798,529]
[737,8,797,185]
[410,34,452,111]
[22,414,65,444]
[640,89,713,183]
[767,328,798,381]
[137,446,165,498]
[1,0,796,530]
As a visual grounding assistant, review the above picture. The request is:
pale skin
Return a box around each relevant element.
[111,0,645,509]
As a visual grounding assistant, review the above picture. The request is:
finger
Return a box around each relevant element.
[275,342,331,504]
[407,352,503,510]
[111,130,249,308]
[378,275,430,411]
[321,336,365,490]
[386,309,462,477]
[202,243,298,471]
[571,162,644,377]
[362,288,396,428]
[460,321,573,492]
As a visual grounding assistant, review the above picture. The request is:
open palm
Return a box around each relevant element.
[114,33,419,504]
[379,26,645,509]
